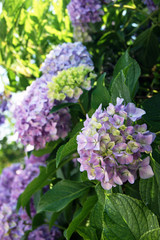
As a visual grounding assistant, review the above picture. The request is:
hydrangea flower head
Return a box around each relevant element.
[67,0,104,27]
[40,42,93,77]
[0,163,36,239]
[77,98,155,190]
[14,75,71,150]
[28,224,61,240]
[48,65,96,102]
[0,158,61,239]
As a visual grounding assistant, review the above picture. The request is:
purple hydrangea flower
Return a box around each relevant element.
[0,159,61,239]
[40,42,93,77]
[77,98,155,190]
[25,153,49,164]
[14,75,71,150]
[0,163,35,239]
[14,42,93,150]
[67,0,104,27]
[28,224,61,240]
[10,163,41,205]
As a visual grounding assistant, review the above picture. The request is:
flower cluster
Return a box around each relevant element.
[77,98,155,190]
[40,42,93,77]
[48,65,96,102]
[73,26,92,42]
[143,0,158,12]
[0,156,61,239]
[14,75,71,150]
[67,0,104,27]
[28,224,61,240]
[0,92,10,125]
[25,153,49,164]
[0,162,40,239]
[14,42,93,150]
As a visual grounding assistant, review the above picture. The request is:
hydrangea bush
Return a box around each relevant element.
[0,0,160,239]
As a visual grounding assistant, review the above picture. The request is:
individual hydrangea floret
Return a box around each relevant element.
[67,0,104,27]
[77,98,155,190]
[40,42,93,77]
[48,65,96,102]
[14,75,71,150]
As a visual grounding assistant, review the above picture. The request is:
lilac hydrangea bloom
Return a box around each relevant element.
[0,160,61,239]
[40,42,93,77]
[0,163,34,239]
[25,153,49,164]
[77,98,155,190]
[0,92,10,125]
[10,163,41,205]
[14,42,93,150]
[28,224,61,240]
[67,0,104,27]
[14,75,71,150]
[0,164,20,206]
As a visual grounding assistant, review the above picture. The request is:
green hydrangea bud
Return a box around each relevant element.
[47,65,96,102]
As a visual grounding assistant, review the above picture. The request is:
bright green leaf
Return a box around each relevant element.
[110,71,131,104]
[66,195,97,240]
[102,194,159,240]
[91,73,110,110]
[37,180,92,213]
[140,228,160,240]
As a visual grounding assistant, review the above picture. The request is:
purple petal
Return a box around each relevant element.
[139,165,154,179]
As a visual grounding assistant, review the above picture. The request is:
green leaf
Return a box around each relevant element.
[142,93,160,132]
[79,90,90,113]
[56,145,65,168]
[90,184,106,238]
[0,17,7,40]
[77,226,99,240]
[132,28,159,71]
[139,159,160,220]
[32,212,45,230]
[50,102,77,113]
[139,228,160,240]
[112,50,141,98]
[66,195,97,240]
[37,180,92,213]
[110,71,131,104]
[102,194,159,240]
[19,163,56,208]
[32,139,62,157]
[56,134,78,167]
[91,73,110,110]
[68,121,84,138]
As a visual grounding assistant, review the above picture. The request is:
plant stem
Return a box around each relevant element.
[78,99,86,116]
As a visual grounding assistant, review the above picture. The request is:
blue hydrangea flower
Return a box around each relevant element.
[67,0,104,27]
